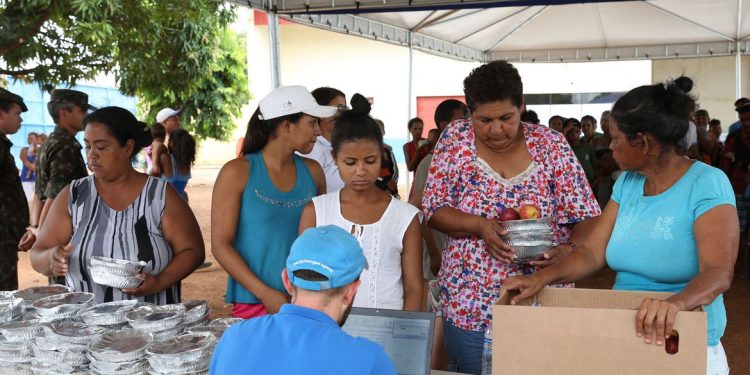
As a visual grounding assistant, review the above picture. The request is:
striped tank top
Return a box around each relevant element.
[67,175,179,304]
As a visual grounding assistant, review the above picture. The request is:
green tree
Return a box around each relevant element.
[0,0,249,140]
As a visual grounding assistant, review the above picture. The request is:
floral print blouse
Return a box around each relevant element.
[422,120,601,332]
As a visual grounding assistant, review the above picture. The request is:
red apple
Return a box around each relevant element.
[499,207,520,222]
[518,204,541,220]
[665,330,679,355]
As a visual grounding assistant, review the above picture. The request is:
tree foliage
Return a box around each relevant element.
[0,0,250,141]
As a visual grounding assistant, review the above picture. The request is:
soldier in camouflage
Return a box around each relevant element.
[27,89,94,284]
[0,88,30,291]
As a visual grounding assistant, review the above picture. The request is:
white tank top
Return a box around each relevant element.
[312,190,420,310]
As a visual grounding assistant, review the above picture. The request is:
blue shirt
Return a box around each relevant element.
[606,162,735,346]
[210,304,397,375]
[729,120,741,135]
[226,152,316,304]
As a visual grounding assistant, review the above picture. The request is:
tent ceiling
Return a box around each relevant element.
[232,0,750,63]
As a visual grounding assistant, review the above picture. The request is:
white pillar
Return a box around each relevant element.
[406,31,414,194]
[268,12,281,89]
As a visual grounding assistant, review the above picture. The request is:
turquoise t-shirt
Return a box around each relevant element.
[606,162,735,346]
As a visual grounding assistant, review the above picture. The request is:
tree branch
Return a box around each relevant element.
[0,66,37,75]
[0,8,52,55]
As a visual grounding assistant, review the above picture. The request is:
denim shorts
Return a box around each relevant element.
[443,319,484,375]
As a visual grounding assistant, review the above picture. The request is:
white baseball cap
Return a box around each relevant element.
[259,85,337,120]
[156,107,182,124]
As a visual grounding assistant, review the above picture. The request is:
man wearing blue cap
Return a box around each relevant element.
[210,225,397,374]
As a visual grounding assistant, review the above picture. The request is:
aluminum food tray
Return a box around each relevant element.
[500,217,553,232]
[90,257,146,276]
[0,320,40,342]
[89,359,148,375]
[32,293,94,316]
[210,318,243,327]
[0,362,32,375]
[88,330,154,363]
[147,368,208,375]
[44,319,106,345]
[86,353,148,373]
[29,360,88,375]
[78,300,138,326]
[147,349,211,374]
[181,301,208,324]
[31,344,89,367]
[13,286,70,307]
[0,299,23,323]
[89,267,144,289]
[126,305,186,332]
[152,325,185,342]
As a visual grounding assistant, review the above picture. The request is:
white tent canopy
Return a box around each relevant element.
[232,0,749,63]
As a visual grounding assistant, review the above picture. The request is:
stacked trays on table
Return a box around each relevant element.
[13,286,70,310]
[146,333,216,375]
[79,300,140,331]
[89,257,147,290]
[187,318,243,340]
[181,301,210,329]
[32,318,105,374]
[126,305,187,341]
[0,314,37,374]
[31,292,94,323]
[88,329,154,375]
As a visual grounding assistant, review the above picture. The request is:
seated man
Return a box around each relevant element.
[210,225,397,375]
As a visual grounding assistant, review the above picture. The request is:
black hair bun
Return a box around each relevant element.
[135,120,153,149]
[674,76,693,93]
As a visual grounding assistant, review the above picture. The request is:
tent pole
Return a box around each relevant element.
[737,41,742,99]
[268,12,281,89]
[406,31,414,195]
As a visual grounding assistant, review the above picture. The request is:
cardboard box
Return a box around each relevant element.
[493,287,706,374]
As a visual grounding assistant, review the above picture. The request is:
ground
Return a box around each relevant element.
[16,167,750,373]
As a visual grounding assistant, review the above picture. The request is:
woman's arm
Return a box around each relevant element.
[428,207,514,262]
[501,200,619,304]
[150,143,167,176]
[20,147,35,170]
[29,186,73,276]
[302,158,326,195]
[211,159,289,313]
[401,216,424,311]
[635,204,739,346]
[298,202,317,234]
[123,184,205,296]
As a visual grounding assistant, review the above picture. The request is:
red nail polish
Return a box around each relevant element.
[665,330,679,355]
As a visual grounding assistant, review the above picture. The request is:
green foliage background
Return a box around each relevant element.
[0,0,250,141]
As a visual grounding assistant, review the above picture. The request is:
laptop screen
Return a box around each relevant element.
[342,307,435,375]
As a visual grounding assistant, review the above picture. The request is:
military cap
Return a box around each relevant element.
[49,89,97,110]
[0,88,28,112]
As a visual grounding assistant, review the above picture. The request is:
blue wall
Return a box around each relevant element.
[4,78,136,170]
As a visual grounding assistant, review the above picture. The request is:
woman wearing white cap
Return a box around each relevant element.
[212,86,335,318]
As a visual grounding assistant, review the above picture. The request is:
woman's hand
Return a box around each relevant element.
[48,244,73,276]
[529,244,575,268]
[260,289,290,314]
[499,274,546,305]
[476,218,514,262]
[122,272,160,297]
[635,298,685,346]
[18,227,38,251]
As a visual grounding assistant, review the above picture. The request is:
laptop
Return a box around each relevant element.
[342,307,436,375]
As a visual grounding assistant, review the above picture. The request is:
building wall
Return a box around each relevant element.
[652,55,750,128]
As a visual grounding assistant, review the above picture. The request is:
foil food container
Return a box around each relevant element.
[32,293,94,316]
[88,329,154,363]
[126,305,186,332]
[13,286,70,307]
[33,331,87,353]
[210,318,243,327]
[0,319,40,342]
[152,325,185,342]
[147,368,208,375]
[86,353,148,373]
[29,359,88,375]
[146,333,216,362]
[44,319,106,345]
[500,217,554,233]
[30,344,89,367]
[89,267,144,289]
[78,300,139,326]
[0,298,23,323]
[90,257,146,277]
[0,362,32,375]
[147,351,211,374]
[181,301,209,324]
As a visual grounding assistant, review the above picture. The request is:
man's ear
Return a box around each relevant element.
[343,279,361,305]
[281,268,296,296]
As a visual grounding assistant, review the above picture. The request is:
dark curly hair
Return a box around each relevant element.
[463,60,523,112]
[168,128,196,170]
[611,76,695,147]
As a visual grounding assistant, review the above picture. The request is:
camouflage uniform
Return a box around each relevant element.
[34,126,88,203]
[0,135,29,292]
[35,89,93,285]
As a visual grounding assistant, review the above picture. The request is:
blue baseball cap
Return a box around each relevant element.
[287,226,369,291]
